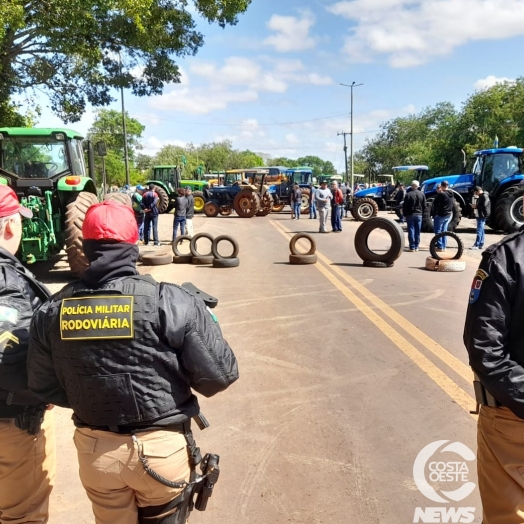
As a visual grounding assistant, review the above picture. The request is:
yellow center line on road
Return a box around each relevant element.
[270,220,476,420]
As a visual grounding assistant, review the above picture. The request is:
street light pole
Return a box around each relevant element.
[340,82,363,192]
[337,131,350,184]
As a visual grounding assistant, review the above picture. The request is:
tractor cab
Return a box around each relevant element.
[472,147,523,195]
[149,165,182,194]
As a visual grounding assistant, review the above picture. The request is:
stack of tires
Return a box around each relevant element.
[425,232,466,272]
[289,233,317,265]
[172,233,240,268]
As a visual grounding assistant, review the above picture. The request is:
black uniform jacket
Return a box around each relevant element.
[0,247,51,416]
[27,242,238,428]
[464,227,524,419]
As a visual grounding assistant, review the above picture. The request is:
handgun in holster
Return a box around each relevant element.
[14,405,45,435]
[471,373,502,414]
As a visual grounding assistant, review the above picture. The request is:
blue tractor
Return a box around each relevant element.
[351,165,429,221]
[267,167,313,214]
[420,147,524,233]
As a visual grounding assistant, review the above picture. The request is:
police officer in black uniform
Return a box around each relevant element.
[0,185,55,524]
[27,200,238,524]
[464,228,524,523]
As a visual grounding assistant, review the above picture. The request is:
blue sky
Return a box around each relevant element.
[39,0,524,173]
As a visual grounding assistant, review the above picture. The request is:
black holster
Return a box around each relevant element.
[138,485,193,524]
[14,405,45,435]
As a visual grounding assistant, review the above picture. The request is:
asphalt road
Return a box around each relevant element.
[33,210,507,524]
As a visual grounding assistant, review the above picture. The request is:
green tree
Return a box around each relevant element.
[135,153,154,172]
[0,0,252,123]
[296,155,336,177]
[267,157,300,168]
[87,109,145,160]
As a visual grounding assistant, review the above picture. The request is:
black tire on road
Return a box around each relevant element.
[354,217,404,264]
[493,185,524,233]
[422,199,462,233]
[141,253,173,266]
[104,192,132,207]
[211,235,239,259]
[351,198,379,221]
[289,253,317,265]
[172,235,192,256]
[173,255,192,264]
[213,257,240,268]
[190,233,214,257]
[204,202,220,217]
[289,233,316,256]
[363,260,394,268]
[429,231,464,261]
[193,191,205,214]
[192,255,214,265]
[65,191,98,277]
[154,186,170,214]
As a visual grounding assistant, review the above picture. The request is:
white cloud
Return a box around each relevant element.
[151,56,331,115]
[286,133,299,144]
[327,0,524,67]
[474,75,515,90]
[264,12,316,52]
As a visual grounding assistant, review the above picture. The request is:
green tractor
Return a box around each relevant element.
[147,165,207,214]
[0,127,101,276]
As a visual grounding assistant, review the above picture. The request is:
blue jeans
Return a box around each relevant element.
[406,214,422,249]
[293,202,301,219]
[173,216,186,240]
[144,214,159,245]
[330,205,342,231]
[474,218,486,247]
[434,214,451,248]
[309,202,317,219]
[136,215,144,241]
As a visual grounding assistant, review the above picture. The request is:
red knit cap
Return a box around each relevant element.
[82,200,138,243]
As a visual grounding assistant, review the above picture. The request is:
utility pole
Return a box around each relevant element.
[340,82,363,192]
[119,52,130,186]
[337,132,350,184]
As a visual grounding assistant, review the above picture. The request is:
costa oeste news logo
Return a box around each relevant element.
[413,440,476,523]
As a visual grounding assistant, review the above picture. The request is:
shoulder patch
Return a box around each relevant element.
[469,269,489,304]
[0,306,18,324]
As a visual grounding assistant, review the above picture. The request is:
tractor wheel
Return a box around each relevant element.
[493,185,524,233]
[351,198,379,221]
[104,192,132,207]
[233,190,259,218]
[272,203,285,213]
[256,193,273,216]
[300,190,310,214]
[422,199,462,233]
[193,191,205,214]
[154,186,170,214]
[204,202,220,217]
[64,191,98,277]
[220,206,232,216]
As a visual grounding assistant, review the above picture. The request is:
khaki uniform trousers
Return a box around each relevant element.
[74,427,192,524]
[478,405,524,523]
[0,409,56,524]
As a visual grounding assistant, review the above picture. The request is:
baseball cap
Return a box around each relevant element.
[83,200,138,244]
[136,185,144,190]
[411,180,420,188]
[0,185,32,219]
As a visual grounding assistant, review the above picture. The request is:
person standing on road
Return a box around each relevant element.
[291,183,302,220]
[316,180,332,233]
[131,185,145,242]
[470,186,491,250]
[185,186,195,238]
[431,180,454,252]
[330,181,344,232]
[173,188,188,240]
[403,180,426,251]
[27,200,239,524]
[463,228,524,523]
[308,183,317,219]
[0,185,56,524]
[395,183,406,224]
[142,184,160,246]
